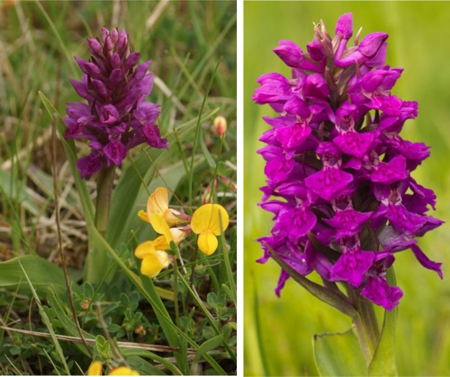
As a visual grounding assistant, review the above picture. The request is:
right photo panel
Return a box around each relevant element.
[244,2,450,376]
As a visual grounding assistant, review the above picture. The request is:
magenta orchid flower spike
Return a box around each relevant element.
[253,13,443,311]
[64,27,167,178]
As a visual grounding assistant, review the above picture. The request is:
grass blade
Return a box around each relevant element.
[18,262,71,375]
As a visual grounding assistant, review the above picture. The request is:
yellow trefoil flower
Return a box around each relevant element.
[134,213,188,279]
[190,204,229,255]
[134,240,173,278]
[138,187,188,227]
[108,366,139,376]
[87,361,103,376]
[87,362,139,376]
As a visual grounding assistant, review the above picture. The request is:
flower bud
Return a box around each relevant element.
[335,12,353,39]
[87,38,102,55]
[307,41,325,62]
[358,32,389,58]
[81,298,91,310]
[213,115,227,137]
[134,325,146,336]
[218,175,237,193]
[273,40,303,67]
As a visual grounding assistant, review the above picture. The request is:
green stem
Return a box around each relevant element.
[353,313,373,367]
[210,136,224,202]
[349,288,380,368]
[173,258,180,328]
[219,221,236,305]
[188,60,221,210]
[95,166,116,236]
[359,297,380,348]
[186,243,200,310]
[199,252,220,293]
[85,166,116,284]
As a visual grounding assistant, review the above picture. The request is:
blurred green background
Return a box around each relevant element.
[244,2,450,376]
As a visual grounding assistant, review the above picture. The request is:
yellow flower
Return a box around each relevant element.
[87,361,103,376]
[135,209,189,278]
[135,189,191,279]
[150,213,188,245]
[108,366,139,376]
[150,213,173,242]
[134,239,173,278]
[140,250,172,278]
[190,204,229,255]
[87,362,139,376]
[138,187,187,227]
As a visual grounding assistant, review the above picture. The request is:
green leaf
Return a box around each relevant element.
[38,91,94,224]
[126,355,167,376]
[207,292,218,308]
[190,332,225,375]
[220,283,235,303]
[19,262,71,375]
[10,347,22,356]
[368,267,398,377]
[38,91,109,284]
[140,275,186,372]
[121,349,182,376]
[95,335,111,360]
[0,255,77,296]
[313,328,367,376]
[195,333,224,360]
[219,225,236,305]
[253,276,271,377]
[199,134,216,169]
[176,270,236,364]
[0,169,40,215]
[46,289,94,358]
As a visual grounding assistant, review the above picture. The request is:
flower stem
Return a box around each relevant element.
[353,313,373,367]
[210,137,224,202]
[347,286,380,367]
[349,288,380,367]
[95,166,116,236]
[359,296,380,348]
[173,258,181,328]
[85,165,116,284]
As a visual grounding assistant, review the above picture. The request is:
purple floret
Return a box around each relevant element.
[64,27,167,178]
[253,13,443,310]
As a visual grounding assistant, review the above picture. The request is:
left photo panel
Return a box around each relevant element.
[0,1,237,375]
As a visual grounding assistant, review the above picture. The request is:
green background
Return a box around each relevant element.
[244,2,450,376]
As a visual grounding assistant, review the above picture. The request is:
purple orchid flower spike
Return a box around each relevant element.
[253,13,443,311]
[64,27,167,178]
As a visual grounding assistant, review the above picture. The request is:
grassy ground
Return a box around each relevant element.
[244,2,450,376]
[0,1,236,375]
